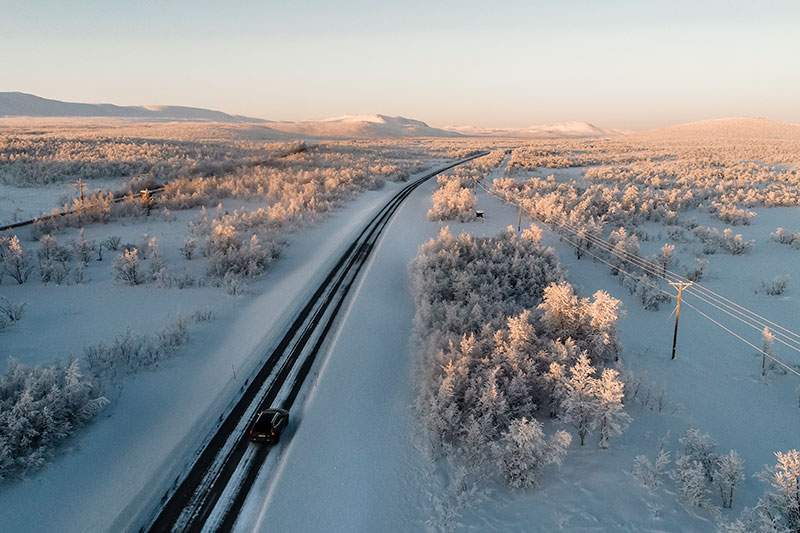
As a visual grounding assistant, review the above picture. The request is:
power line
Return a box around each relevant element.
[475,179,800,376]
[482,182,800,357]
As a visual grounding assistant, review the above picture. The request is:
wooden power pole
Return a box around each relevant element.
[517,203,523,231]
[669,281,693,360]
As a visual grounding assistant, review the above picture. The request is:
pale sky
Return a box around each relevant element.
[2,0,798,130]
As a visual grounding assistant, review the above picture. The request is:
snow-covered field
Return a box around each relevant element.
[3,128,800,532]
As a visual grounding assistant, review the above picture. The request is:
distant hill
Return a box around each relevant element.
[267,114,461,138]
[0,92,267,123]
[636,117,800,140]
[442,121,626,138]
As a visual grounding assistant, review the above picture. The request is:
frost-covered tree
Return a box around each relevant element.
[538,282,580,341]
[760,450,800,530]
[679,428,719,482]
[2,236,33,284]
[716,450,744,509]
[593,368,630,448]
[657,242,676,277]
[0,358,107,479]
[561,353,598,446]
[672,455,713,508]
[494,417,571,489]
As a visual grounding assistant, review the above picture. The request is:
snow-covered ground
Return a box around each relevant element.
[3,148,800,531]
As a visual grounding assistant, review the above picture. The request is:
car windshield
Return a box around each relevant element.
[254,411,276,431]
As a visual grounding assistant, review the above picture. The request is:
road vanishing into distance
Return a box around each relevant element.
[143,152,488,532]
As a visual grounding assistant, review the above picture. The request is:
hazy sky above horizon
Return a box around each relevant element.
[2,0,798,130]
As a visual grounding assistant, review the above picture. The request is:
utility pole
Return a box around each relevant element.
[517,202,523,231]
[669,281,693,360]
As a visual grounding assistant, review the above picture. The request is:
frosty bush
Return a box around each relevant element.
[206,221,276,279]
[112,248,144,285]
[685,258,709,282]
[0,297,26,323]
[633,447,671,492]
[71,228,95,265]
[102,235,121,251]
[771,227,799,246]
[85,316,191,383]
[714,203,755,226]
[722,228,753,255]
[180,237,198,260]
[0,358,107,480]
[759,275,789,296]
[428,177,477,222]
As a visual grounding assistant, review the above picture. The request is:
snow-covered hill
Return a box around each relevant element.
[637,117,800,140]
[0,92,267,123]
[443,121,626,138]
[267,114,461,138]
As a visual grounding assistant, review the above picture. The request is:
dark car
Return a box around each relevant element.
[248,408,289,443]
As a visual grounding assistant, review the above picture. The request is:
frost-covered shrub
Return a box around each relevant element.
[112,248,143,285]
[0,297,25,323]
[635,274,672,311]
[685,258,709,282]
[71,228,95,265]
[770,227,798,246]
[102,235,121,251]
[633,447,671,492]
[191,308,214,322]
[171,270,196,289]
[206,222,276,279]
[428,177,477,222]
[694,226,723,255]
[223,271,246,295]
[760,275,789,296]
[84,316,191,382]
[180,237,197,260]
[722,228,753,255]
[0,359,107,480]
[714,203,755,226]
